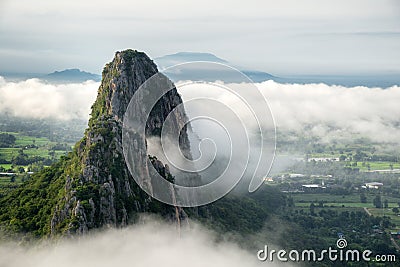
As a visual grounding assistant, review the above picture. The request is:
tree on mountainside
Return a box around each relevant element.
[373,195,382,208]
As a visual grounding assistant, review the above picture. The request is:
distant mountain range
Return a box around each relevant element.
[44,68,101,82]
[0,69,101,83]
[154,52,400,87]
[155,52,228,66]
[154,52,277,83]
[1,52,398,87]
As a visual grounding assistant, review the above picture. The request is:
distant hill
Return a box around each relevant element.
[274,74,400,88]
[44,68,101,83]
[2,55,397,87]
[155,52,277,83]
[241,70,276,83]
[155,52,227,69]
[155,52,400,87]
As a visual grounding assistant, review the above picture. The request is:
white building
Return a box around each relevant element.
[365,182,383,189]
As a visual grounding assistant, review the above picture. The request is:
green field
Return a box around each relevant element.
[368,208,400,231]
[309,149,400,171]
[296,202,398,208]
[0,164,12,170]
[309,153,341,158]
[14,135,50,147]
[308,158,400,171]
[292,193,360,203]
[0,147,19,161]
[18,148,66,158]
[293,193,400,231]
[0,131,72,172]
[0,147,53,162]
[292,193,400,204]
[358,161,400,171]
[0,175,24,185]
[294,206,364,213]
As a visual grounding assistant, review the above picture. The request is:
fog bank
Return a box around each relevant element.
[1,76,398,144]
[0,76,98,120]
[177,80,400,144]
[0,219,285,267]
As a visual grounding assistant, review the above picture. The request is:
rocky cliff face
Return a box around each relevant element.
[50,50,192,235]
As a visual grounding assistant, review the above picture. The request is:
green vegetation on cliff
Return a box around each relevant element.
[0,155,70,237]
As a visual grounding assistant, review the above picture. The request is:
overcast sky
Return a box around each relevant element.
[0,0,399,75]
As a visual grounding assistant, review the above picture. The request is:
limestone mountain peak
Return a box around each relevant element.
[90,49,158,123]
[0,49,191,236]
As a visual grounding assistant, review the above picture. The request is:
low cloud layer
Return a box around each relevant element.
[177,80,400,144]
[0,219,280,267]
[260,81,400,143]
[0,76,98,120]
[0,76,398,144]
